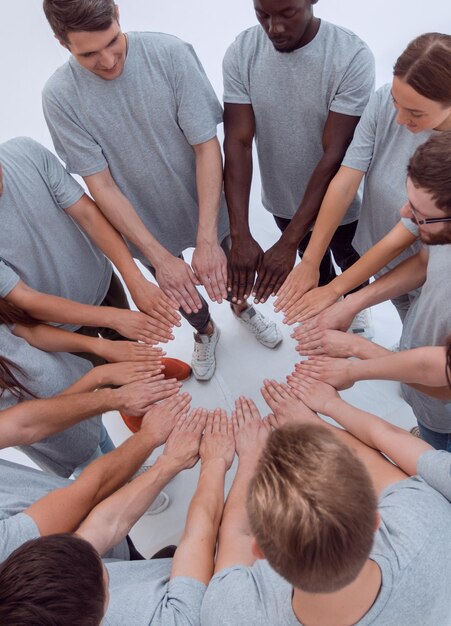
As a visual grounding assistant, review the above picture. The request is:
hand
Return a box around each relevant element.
[232,397,271,459]
[140,392,192,446]
[192,241,228,303]
[115,375,181,416]
[291,298,356,345]
[155,254,202,315]
[274,259,320,318]
[107,308,170,345]
[253,240,298,304]
[281,283,340,325]
[227,236,264,304]
[130,277,181,339]
[199,409,235,469]
[292,356,355,390]
[162,408,208,470]
[286,374,339,415]
[95,361,164,387]
[97,339,165,364]
[261,379,319,426]
[295,329,363,358]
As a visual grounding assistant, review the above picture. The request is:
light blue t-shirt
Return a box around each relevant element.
[201,450,451,626]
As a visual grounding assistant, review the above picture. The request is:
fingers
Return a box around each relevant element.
[253,267,282,304]
[162,392,192,417]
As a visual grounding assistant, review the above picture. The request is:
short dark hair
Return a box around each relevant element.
[0,534,106,625]
[248,424,378,594]
[43,0,116,45]
[394,33,451,106]
[407,132,451,214]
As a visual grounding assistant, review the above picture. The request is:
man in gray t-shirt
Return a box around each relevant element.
[202,401,451,626]
[223,0,374,306]
[42,1,282,381]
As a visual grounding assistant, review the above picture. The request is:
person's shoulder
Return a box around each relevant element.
[43,60,73,97]
[225,25,263,55]
[131,31,195,56]
[322,20,370,50]
[0,136,51,164]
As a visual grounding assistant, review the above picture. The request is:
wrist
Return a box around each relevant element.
[200,457,228,473]
[328,277,346,299]
[158,452,189,475]
[324,395,346,418]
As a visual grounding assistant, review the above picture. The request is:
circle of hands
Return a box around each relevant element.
[107,253,374,458]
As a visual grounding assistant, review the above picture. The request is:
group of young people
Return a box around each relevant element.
[1,0,451,624]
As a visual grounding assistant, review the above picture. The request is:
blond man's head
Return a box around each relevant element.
[248,423,378,593]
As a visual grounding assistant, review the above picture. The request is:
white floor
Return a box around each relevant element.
[0,192,416,557]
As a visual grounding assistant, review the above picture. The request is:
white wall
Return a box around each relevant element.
[1,1,450,146]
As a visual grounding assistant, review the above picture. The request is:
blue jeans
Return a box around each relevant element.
[72,423,116,477]
[418,422,451,452]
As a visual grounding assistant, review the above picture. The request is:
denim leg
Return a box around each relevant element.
[417,422,451,452]
[273,215,336,286]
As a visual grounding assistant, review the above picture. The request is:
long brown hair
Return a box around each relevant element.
[446,336,451,389]
[0,299,37,400]
[394,33,451,106]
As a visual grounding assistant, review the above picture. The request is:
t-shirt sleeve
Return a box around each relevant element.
[42,84,108,177]
[341,88,381,173]
[400,216,420,237]
[0,259,20,297]
[201,566,264,626]
[417,450,451,502]
[329,45,375,116]
[0,512,40,562]
[151,577,206,626]
[222,41,251,105]
[38,144,85,210]
[171,42,223,146]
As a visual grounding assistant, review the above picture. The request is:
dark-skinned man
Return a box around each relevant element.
[223,0,375,334]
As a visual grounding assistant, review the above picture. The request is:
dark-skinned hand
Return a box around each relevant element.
[227,235,264,304]
[252,240,297,304]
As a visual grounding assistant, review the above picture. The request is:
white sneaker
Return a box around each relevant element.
[131,465,170,515]
[191,321,220,381]
[232,305,283,348]
[349,308,374,340]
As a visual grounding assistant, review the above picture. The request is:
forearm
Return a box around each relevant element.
[342,252,427,316]
[172,459,227,583]
[14,322,103,355]
[194,138,223,244]
[324,396,432,476]
[348,346,449,385]
[1,388,120,447]
[8,283,118,329]
[77,454,178,555]
[85,173,170,268]
[224,140,253,239]
[302,166,364,267]
[328,222,417,298]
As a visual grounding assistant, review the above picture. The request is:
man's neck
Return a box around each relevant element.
[292,559,382,626]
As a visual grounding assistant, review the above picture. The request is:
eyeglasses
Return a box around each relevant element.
[410,206,451,226]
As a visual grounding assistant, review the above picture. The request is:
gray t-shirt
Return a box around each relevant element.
[0,325,102,477]
[43,32,229,262]
[400,245,451,432]
[0,137,112,331]
[104,559,206,626]
[0,458,129,562]
[223,20,375,223]
[343,84,428,271]
[201,450,451,626]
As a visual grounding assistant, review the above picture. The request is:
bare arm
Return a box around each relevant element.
[191,137,228,304]
[275,165,364,314]
[84,168,202,315]
[223,103,263,304]
[5,280,166,345]
[281,220,417,324]
[214,398,270,573]
[67,193,180,333]
[253,111,362,304]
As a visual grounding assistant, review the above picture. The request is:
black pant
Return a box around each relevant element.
[274,217,368,293]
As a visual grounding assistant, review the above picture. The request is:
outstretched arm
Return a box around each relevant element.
[290,377,432,476]
[253,111,362,304]
[25,394,190,538]
[214,398,270,573]
[171,409,235,584]
[223,103,263,305]
[191,137,228,304]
